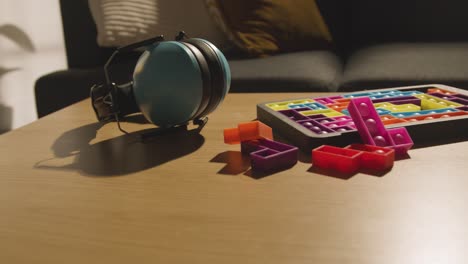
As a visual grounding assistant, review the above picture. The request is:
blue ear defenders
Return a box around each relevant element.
[91,32,231,131]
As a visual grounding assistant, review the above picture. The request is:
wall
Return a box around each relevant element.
[0,0,66,133]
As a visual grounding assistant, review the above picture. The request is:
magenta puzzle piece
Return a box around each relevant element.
[387,127,414,156]
[347,97,394,147]
[241,138,298,172]
[347,97,413,155]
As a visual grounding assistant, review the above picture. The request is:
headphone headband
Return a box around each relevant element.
[91,35,165,122]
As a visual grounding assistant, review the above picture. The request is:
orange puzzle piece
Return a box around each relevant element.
[224,121,273,144]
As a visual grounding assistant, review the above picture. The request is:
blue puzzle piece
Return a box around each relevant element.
[391,108,458,118]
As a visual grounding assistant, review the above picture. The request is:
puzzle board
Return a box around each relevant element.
[256,84,468,152]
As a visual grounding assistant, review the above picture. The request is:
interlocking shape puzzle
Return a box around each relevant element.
[256,84,468,152]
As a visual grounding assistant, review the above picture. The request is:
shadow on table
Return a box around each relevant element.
[307,165,393,180]
[210,151,251,175]
[210,150,297,179]
[35,119,205,177]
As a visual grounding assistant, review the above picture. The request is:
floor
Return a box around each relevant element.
[0,0,66,133]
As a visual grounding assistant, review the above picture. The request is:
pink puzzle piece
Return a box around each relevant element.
[347,97,413,155]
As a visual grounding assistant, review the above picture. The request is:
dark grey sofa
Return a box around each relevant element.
[35,0,468,117]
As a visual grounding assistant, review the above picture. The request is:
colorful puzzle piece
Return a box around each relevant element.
[429,92,468,105]
[312,145,362,173]
[386,127,413,155]
[224,121,298,172]
[312,144,395,173]
[345,144,395,170]
[224,121,273,144]
[347,97,413,155]
[373,102,421,113]
[415,94,462,109]
[241,139,298,172]
[427,88,457,95]
[371,95,421,105]
[347,97,394,147]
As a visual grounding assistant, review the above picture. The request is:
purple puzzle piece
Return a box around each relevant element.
[347,97,413,155]
[297,120,334,134]
[241,138,298,172]
[372,96,420,106]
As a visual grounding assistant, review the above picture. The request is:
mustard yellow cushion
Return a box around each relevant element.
[206,0,333,57]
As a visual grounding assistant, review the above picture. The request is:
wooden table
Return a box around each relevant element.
[1,93,468,263]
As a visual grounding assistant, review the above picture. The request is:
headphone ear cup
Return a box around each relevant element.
[131,38,230,128]
[183,38,230,118]
[132,41,207,127]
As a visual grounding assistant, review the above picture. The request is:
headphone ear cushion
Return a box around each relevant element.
[180,41,212,119]
[184,38,231,117]
[178,41,212,120]
[132,41,207,127]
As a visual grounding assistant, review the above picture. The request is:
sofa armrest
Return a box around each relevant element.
[60,0,114,68]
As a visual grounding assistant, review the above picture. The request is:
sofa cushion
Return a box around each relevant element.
[88,0,227,48]
[340,43,468,91]
[229,50,342,92]
[350,0,468,50]
[206,0,332,57]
